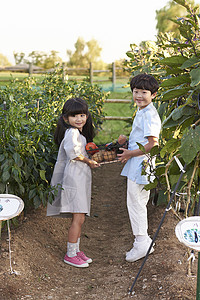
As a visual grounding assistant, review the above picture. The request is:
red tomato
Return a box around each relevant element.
[85,142,99,155]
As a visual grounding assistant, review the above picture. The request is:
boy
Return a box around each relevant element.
[117,73,161,262]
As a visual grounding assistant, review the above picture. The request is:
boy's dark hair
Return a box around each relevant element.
[54,98,95,146]
[130,73,159,94]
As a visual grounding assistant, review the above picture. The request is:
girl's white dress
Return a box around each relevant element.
[46,128,91,217]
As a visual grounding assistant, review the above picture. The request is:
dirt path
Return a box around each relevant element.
[0,163,197,300]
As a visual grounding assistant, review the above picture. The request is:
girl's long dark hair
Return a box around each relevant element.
[54,98,95,146]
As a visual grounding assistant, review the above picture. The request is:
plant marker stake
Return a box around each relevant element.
[0,192,24,275]
[129,163,187,294]
[196,177,200,300]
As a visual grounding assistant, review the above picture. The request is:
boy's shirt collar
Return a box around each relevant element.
[137,102,153,113]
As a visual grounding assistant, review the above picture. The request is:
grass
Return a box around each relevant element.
[94,91,135,144]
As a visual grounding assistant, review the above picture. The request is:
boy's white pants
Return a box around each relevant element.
[127,179,150,236]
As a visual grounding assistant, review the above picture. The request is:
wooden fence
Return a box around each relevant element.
[0,63,132,121]
[0,62,129,91]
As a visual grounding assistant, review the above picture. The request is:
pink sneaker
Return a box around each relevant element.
[64,254,89,268]
[77,251,92,263]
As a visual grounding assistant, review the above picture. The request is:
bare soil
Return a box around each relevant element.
[0,162,198,300]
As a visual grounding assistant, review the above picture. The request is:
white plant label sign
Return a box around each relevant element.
[175,216,200,251]
[0,194,24,221]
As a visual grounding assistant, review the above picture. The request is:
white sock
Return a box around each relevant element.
[76,238,80,253]
[67,242,77,257]
[135,235,148,242]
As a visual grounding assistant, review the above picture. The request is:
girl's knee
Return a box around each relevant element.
[73,213,85,226]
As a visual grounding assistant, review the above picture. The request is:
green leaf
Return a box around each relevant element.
[0,183,5,193]
[172,106,195,121]
[161,74,191,88]
[2,170,10,182]
[18,183,25,194]
[13,152,23,167]
[40,170,48,183]
[180,126,200,164]
[160,138,181,158]
[157,190,168,205]
[150,145,160,156]
[33,195,41,209]
[162,115,193,128]
[181,57,200,69]
[160,56,188,67]
[155,166,166,176]
[143,179,158,191]
[0,154,5,162]
[162,88,190,101]
[190,67,200,87]
[136,142,146,153]
[165,67,184,76]
[29,189,37,199]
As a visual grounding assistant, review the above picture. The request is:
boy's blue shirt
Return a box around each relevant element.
[121,102,161,184]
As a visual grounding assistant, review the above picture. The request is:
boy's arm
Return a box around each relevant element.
[117,136,158,163]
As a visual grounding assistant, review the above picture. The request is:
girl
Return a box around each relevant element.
[47,98,100,268]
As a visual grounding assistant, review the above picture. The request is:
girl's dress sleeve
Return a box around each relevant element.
[63,128,83,160]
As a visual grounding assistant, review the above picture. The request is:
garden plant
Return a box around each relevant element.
[125,0,200,220]
[0,69,107,211]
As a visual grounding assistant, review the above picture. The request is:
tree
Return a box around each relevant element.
[0,53,11,67]
[67,37,87,68]
[13,51,63,69]
[13,51,25,65]
[85,39,102,64]
[42,50,62,69]
[67,37,102,68]
[156,0,198,37]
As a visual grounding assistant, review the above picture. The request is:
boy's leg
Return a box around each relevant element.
[126,179,153,262]
[127,179,149,237]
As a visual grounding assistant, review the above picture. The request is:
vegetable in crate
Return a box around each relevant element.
[103,150,116,161]
[85,142,99,155]
[117,135,128,154]
[92,151,104,163]
[118,135,127,145]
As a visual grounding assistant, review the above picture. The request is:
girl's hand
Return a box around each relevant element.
[117,148,132,163]
[74,154,100,168]
[88,159,100,169]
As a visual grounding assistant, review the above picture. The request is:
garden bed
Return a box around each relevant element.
[0,162,197,300]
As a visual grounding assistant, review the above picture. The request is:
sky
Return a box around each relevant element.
[0,0,197,65]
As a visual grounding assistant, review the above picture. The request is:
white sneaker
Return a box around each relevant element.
[126,237,154,262]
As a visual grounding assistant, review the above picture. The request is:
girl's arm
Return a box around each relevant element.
[117,136,158,163]
[74,154,100,169]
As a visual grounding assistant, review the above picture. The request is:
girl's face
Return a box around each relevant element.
[66,113,87,131]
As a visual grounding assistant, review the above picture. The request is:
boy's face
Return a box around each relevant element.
[132,88,157,110]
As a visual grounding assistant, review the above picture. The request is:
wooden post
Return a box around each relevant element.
[29,63,33,76]
[62,62,66,82]
[89,62,93,84]
[112,62,116,91]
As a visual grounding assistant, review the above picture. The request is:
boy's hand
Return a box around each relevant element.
[117,148,132,163]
